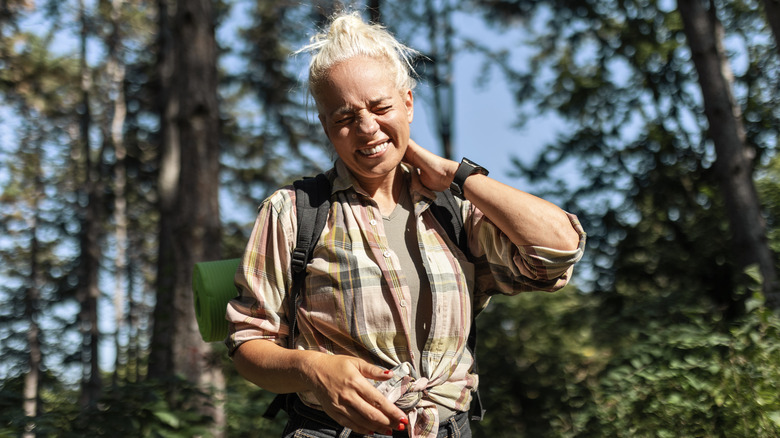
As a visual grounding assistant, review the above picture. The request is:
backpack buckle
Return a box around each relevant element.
[291,247,308,273]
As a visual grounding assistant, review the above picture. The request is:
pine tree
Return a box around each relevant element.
[148,0,225,432]
[473,0,779,306]
[0,27,82,436]
[678,0,778,302]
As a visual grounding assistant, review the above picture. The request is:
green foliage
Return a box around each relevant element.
[473,287,602,437]
[476,0,779,299]
[470,1,780,432]
[71,379,214,438]
[757,154,780,257]
[579,289,780,437]
[0,361,289,438]
[474,280,780,438]
[222,355,286,438]
[0,376,217,437]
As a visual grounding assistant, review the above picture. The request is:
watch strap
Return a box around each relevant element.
[449,157,488,198]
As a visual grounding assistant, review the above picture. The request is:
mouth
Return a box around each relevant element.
[358,141,390,157]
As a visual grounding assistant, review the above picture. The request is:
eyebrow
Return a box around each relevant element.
[330,96,393,117]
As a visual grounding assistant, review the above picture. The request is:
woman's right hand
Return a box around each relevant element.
[303,353,408,435]
[234,340,407,435]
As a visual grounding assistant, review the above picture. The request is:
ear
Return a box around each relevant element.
[403,89,414,123]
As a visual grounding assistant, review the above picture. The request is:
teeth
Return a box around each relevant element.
[359,142,389,156]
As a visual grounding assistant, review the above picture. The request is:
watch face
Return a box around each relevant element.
[467,159,488,176]
[462,158,479,168]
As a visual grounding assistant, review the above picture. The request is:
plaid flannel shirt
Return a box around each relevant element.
[226,159,586,437]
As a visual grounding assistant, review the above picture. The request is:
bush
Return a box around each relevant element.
[474,280,780,438]
[578,293,780,437]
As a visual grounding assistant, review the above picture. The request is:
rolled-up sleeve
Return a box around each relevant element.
[469,205,586,296]
[225,188,296,355]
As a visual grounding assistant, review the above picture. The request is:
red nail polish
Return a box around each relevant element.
[399,418,409,425]
[383,370,391,374]
[398,423,406,431]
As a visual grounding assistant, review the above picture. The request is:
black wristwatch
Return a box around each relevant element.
[449,157,489,198]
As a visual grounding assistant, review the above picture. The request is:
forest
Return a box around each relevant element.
[1,0,779,436]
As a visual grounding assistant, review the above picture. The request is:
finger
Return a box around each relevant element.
[403,139,424,165]
[354,360,394,381]
[332,372,406,431]
[348,392,407,435]
[325,395,395,436]
[355,380,407,425]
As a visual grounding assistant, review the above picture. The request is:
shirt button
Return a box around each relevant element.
[400,300,407,307]
[383,250,391,258]
[370,219,377,226]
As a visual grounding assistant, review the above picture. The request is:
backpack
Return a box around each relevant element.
[262,173,485,422]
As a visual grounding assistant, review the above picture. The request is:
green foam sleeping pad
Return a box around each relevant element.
[192,258,241,342]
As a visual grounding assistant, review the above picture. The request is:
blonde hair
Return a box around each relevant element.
[296,11,420,101]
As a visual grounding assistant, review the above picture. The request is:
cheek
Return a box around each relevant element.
[335,126,352,139]
[396,116,411,134]
[326,124,349,140]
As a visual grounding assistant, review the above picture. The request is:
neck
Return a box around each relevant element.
[359,168,404,215]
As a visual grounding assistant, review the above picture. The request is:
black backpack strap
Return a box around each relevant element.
[431,189,470,259]
[288,173,332,349]
[263,173,332,420]
[467,321,485,421]
[430,190,485,421]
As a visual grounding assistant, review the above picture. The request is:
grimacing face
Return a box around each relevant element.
[317,56,414,188]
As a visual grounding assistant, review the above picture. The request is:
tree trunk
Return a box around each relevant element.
[149,0,178,381]
[425,0,456,160]
[107,0,129,387]
[149,0,225,432]
[23,137,43,438]
[677,0,779,305]
[77,0,102,408]
[761,0,780,57]
[171,0,222,383]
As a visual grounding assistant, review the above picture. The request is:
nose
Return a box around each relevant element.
[356,110,379,136]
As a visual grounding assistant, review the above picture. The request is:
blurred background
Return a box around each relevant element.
[1,0,779,436]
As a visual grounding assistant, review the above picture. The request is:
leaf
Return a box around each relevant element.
[153,410,180,429]
[769,411,780,428]
[743,265,763,284]
[758,390,778,407]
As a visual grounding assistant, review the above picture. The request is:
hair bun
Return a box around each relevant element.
[296,11,421,101]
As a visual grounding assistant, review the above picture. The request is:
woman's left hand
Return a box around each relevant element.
[402,139,458,192]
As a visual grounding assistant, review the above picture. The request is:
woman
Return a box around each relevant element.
[226,11,586,438]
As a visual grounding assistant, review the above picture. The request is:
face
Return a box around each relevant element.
[316,56,414,188]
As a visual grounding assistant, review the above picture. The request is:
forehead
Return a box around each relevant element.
[316,56,400,113]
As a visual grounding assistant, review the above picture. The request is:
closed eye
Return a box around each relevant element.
[374,105,392,114]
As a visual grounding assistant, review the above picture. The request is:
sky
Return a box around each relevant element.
[410,13,564,190]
